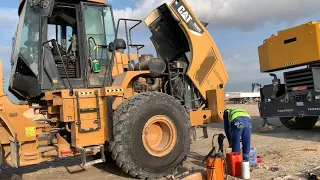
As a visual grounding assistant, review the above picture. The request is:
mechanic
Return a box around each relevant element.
[223,108,252,161]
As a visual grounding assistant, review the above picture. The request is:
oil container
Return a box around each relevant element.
[249,147,258,167]
[242,161,250,179]
[226,152,242,177]
[206,157,225,180]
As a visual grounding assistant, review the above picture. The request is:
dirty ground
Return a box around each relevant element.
[1,104,319,180]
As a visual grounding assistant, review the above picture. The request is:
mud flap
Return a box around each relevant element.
[9,136,19,168]
[207,89,226,122]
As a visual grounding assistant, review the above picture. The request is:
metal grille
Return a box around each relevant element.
[284,68,314,92]
[290,93,308,101]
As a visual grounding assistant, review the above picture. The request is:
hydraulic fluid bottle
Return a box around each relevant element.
[226,152,242,177]
[249,147,258,167]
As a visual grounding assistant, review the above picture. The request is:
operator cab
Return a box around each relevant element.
[10,0,116,101]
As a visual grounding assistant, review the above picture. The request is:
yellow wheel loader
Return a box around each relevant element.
[0,0,228,179]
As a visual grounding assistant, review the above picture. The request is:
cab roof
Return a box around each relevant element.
[19,0,106,15]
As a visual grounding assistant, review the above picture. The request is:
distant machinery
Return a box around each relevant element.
[225,83,261,104]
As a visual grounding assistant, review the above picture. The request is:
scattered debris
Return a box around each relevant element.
[255,165,281,172]
[253,118,282,133]
[167,169,206,180]
[307,172,319,180]
[257,125,276,133]
[272,175,297,180]
[303,166,320,180]
[303,148,318,152]
[271,167,280,172]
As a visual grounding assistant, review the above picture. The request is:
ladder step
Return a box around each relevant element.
[81,145,103,153]
[75,90,102,133]
[83,159,105,167]
[79,108,99,112]
[79,145,105,167]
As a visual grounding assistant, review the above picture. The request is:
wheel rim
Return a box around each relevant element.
[142,115,177,157]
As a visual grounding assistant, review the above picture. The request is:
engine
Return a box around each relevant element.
[132,54,205,111]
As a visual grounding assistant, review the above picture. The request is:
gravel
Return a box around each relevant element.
[1,104,319,180]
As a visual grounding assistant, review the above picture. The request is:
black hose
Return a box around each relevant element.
[165,59,173,95]
[54,40,74,96]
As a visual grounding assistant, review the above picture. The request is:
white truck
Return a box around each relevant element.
[225,83,261,104]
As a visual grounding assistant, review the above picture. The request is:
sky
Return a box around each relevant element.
[1,0,320,102]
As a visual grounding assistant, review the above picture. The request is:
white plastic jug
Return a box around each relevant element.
[242,161,250,179]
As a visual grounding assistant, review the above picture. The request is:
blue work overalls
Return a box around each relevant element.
[224,109,252,161]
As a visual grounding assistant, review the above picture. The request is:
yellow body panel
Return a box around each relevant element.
[259,21,320,72]
[168,1,228,95]
[189,110,211,126]
[145,0,228,122]
[0,61,41,167]
[45,89,107,147]
[207,89,226,122]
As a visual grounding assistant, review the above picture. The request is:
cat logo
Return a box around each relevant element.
[177,5,193,23]
[172,0,204,36]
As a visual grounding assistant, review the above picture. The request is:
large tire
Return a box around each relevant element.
[280,116,318,129]
[109,92,191,179]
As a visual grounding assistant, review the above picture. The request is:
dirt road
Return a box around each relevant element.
[1,105,319,180]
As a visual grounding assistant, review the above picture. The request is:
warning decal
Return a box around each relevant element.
[26,127,36,138]
[105,88,124,93]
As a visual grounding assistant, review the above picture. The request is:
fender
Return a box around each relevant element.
[0,61,16,141]
[0,111,16,143]
[107,71,152,110]
[0,60,37,142]
[112,70,151,88]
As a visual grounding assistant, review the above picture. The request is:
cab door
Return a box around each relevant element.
[80,2,116,88]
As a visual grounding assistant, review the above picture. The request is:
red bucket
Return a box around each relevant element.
[257,156,262,163]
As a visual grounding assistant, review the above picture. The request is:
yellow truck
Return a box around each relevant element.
[258,21,320,129]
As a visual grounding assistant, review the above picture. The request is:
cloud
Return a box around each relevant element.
[219,42,285,92]
[0,8,18,28]
[113,0,320,31]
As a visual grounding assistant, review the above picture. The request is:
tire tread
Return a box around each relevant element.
[109,92,191,179]
[280,116,318,129]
